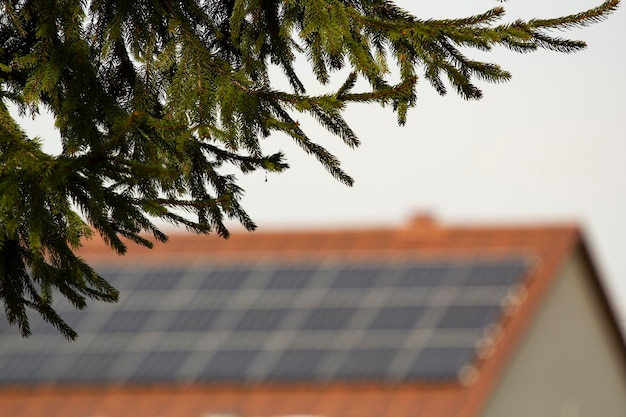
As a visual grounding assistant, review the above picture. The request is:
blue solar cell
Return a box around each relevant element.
[267,349,328,380]
[135,270,182,290]
[96,269,131,289]
[302,308,355,330]
[398,265,450,287]
[60,352,119,383]
[201,350,261,381]
[406,347,475,380]
[0,317,12,335]
[369,306,426,329]
[463,263,526,286]
[31,310,86,334]
[131,351,190,381]
[438,305,502,329]
[334,349,398,379]
[234,308,290,331]
[200,268,250,290]
[168,309,219,332]
[266,268,317,289]
[331,267,386,288]
[0,353,49,384]
[100,310,154,333]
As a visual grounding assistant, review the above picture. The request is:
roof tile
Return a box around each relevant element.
[0,219,589,417]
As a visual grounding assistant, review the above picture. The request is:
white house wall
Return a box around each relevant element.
[481,247,626,417]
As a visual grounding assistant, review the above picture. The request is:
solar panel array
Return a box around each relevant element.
[0,258,529,385]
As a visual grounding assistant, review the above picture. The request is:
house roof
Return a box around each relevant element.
[0,216,622,417]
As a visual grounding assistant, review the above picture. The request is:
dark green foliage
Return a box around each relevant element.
[0,0,620,339]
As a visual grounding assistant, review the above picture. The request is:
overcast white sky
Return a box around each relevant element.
[238,0,626,318]
[17,1,626,317]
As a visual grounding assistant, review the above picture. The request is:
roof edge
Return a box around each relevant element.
[575,235,626,363]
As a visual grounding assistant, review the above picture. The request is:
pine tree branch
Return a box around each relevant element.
[0,0,620,338]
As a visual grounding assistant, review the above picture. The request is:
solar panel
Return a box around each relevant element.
[0,257,529,385]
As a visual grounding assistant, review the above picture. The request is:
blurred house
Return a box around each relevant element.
[0,216,625,417]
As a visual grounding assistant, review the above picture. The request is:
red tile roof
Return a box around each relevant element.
[1,216,621,417]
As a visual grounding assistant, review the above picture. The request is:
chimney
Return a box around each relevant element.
[408,213,438,229]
